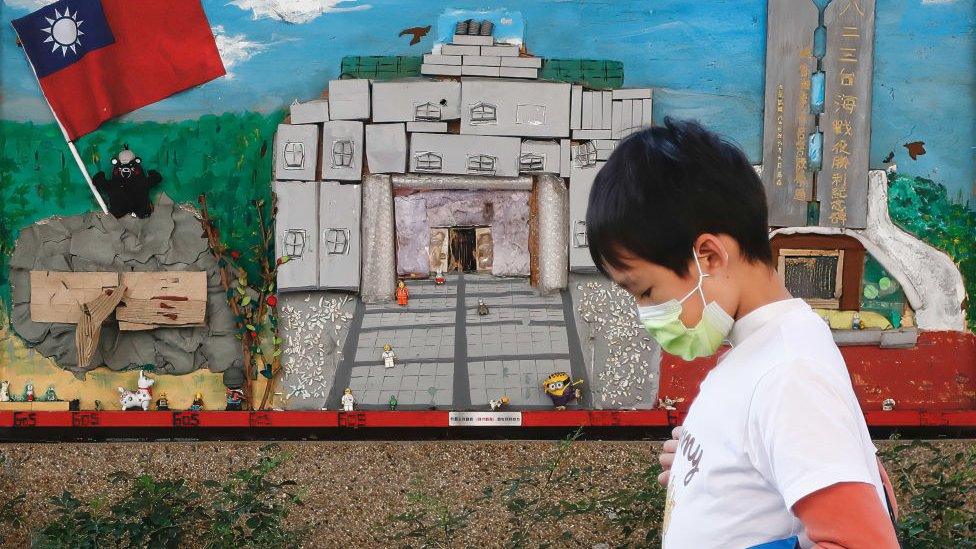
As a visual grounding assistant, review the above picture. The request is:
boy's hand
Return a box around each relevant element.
[658,425,683,487]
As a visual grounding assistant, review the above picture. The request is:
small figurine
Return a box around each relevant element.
[477,299,490,316]
[382,344,396,369]
[94,400,104,411]
[341,388,355,411]
[118,370,155,411]
[434,270,446,285]
[189,392,205,411]
[489,395,510,411]
[396,279,410,306]
[0,380,10,402]
[69,399,81,411]
[41,385,60,402]
[388,394,398,410]
[155,392,170,411]
[225,386,245,411]
[92,145,162,218]
[658,396,686,411]
[882,398,896,412]
[851,311,862,330]
[542,372,583,410]
[23,382,35,402]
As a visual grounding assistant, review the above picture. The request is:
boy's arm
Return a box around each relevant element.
[748,358,898,547]
[793,481,899,548]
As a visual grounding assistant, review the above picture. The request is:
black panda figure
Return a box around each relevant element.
[93,145,162,218]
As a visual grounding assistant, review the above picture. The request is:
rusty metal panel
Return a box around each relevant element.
[760,0,818,227]
[818,0,875,229]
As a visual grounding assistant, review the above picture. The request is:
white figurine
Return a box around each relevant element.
[382,344,396,369]
[0,380,9,402]
[882,398,896,411]
[341,388,355,411]
[118,370,155,411]
[489,395,510,411]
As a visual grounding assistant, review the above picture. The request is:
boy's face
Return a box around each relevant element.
[603,236,739,328]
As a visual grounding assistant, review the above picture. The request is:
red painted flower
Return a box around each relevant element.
[266,295,278,307]
[230,250,241,259]
[250,331,258,339]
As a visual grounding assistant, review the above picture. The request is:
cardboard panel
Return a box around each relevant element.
[569,162,605,271]
[290,99,329,124]
[328,79,370,120]
[371,80,461,122]
[318,182,362,291]
[460,79,571,138]
[365,123,407,173]
[760,0,819,227]
[273,124,319,181]
[321,120,364,181]
[409,132,521,177]
[274,181,319,291]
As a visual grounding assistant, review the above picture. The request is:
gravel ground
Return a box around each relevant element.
[0,439,972,547]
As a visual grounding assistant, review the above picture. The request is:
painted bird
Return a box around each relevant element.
[903,141,926,160]
[399,25,431,46]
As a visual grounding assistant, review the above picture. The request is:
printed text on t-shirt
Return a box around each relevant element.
[679,429,704,486]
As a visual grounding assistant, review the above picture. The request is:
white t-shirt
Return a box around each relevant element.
[661,298,887,549]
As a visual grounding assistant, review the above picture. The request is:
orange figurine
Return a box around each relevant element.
[396,279,409,306]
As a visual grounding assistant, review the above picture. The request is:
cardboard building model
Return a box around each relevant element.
[274,22,655,294]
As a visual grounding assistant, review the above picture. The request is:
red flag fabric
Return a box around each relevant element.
[13,0,225,140]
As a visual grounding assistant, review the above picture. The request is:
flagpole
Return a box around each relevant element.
[65,139,110,214]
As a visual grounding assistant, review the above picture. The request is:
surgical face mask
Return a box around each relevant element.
[635,249,734,361]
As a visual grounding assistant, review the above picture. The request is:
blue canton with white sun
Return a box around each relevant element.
[12,0,115,78]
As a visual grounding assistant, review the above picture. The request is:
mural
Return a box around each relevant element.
[0,0,972,414]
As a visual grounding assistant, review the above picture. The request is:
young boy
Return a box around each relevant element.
[586,119,899,548]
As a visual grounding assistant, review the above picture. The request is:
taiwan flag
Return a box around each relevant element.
[12,0,225,140]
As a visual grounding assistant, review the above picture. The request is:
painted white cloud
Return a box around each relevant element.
[228,0,371,24]
[212,25,268,79]
[2,0,52,10]
[921,0,957,4]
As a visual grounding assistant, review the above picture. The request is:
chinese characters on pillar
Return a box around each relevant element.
[818,0,875,228]
[760,0,819,227]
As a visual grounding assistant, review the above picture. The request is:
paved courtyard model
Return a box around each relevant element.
[327,274,589,409]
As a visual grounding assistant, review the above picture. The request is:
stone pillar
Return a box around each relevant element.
[360,174,397,303]
[536,174,569,294]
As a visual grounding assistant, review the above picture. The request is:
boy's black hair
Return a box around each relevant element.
[586,117,773,277]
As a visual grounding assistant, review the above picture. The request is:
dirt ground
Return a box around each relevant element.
[0,438,973,548]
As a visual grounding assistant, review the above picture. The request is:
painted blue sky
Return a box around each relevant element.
[1,0,973,202]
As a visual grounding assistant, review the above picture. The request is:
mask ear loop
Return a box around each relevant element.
[693,246,737,351]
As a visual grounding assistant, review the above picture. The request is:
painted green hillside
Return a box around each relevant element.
[0,114,972,332]
[0,112,285,307]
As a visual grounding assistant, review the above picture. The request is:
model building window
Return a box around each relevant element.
[331,140,355,168]
[415,152,443,172]
[282,142,306,170]
[323,228,350,255]
[778,249,844,309]
[574,141,597,167]
[516,104,547,126]
[519,152,545,172]
[415,101,442,121]
[283,229,307,258]
[467,154,497,175]
[573,221,588,248]
[470,102,497,124]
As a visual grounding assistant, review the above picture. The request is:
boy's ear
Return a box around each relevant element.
[693,234,731,274]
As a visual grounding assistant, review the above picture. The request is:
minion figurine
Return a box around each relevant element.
[542,372,583,410]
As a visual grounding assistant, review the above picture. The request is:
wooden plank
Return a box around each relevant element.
[116,272,207,330]
[29,271,206,328]
[30,271,119,323]
[760,0,818,227]
[818,0,875,229]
